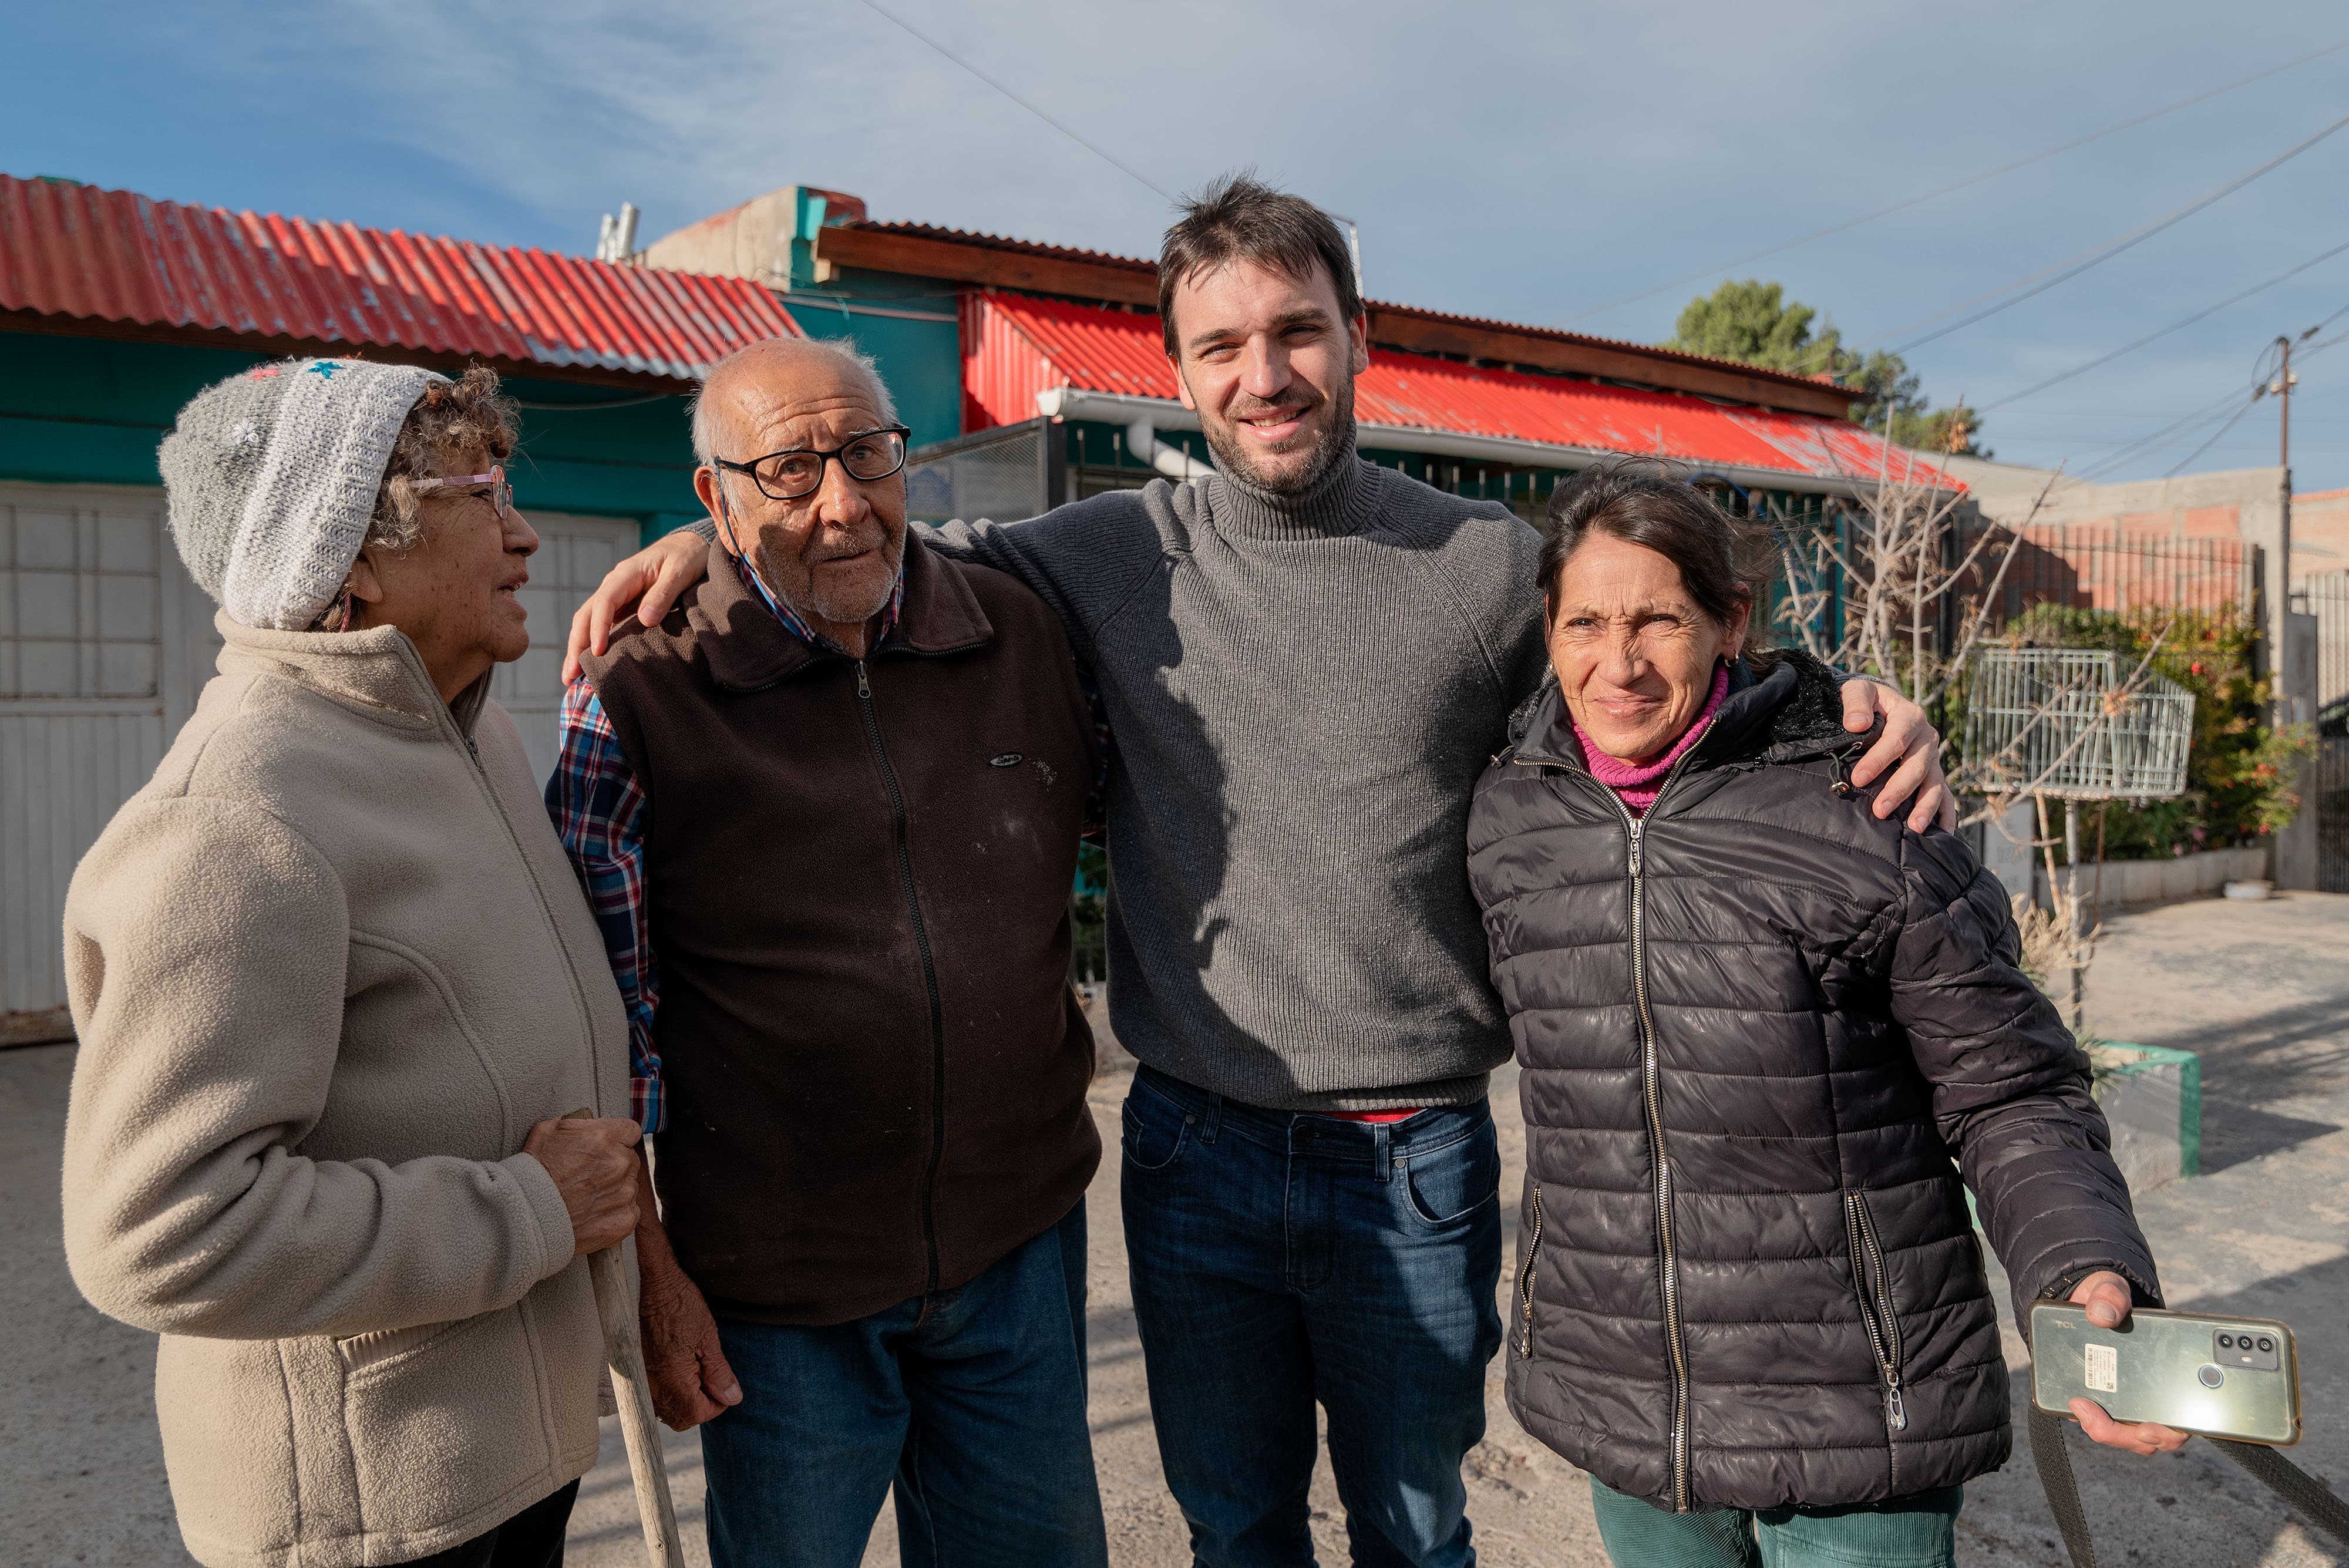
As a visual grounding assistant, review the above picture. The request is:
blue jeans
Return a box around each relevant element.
[698,1204,1107,1568]
[1120,1065,1505,1568]
[1589,1478,1963,1568]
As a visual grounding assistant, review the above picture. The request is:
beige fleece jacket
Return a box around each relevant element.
[61,614,632,1568]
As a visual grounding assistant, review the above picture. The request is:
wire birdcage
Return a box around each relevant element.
[1963,649,2195,801]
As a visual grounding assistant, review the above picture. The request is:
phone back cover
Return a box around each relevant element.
[2030,1304,2299,1445]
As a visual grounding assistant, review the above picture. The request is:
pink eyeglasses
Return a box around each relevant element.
[410,465,514,518]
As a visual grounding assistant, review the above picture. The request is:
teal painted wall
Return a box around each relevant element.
[786,267,963,450]
[741,190,963,450]
[0,332,704,544]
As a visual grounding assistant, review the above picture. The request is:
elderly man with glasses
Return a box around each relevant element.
[548,335,1108,1567]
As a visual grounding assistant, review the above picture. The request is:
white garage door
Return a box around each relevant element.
[492,512,641,782]
[0,483,640,1042]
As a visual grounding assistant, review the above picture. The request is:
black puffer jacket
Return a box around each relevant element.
[1468,650,2159,1513]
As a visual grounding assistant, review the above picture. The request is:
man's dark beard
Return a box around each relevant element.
[1200,374,1356,496]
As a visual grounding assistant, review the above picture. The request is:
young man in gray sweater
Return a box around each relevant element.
[568,178,1951,1566]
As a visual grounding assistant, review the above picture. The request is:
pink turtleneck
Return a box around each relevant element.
[1573,663,1732,815]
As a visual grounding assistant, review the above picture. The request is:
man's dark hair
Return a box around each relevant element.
[1157,173,1363,356]
[1538,457,1768,634]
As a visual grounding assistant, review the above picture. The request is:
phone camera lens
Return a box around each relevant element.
[2257,1337,2274,1354]
[2218,1334,2234,1349]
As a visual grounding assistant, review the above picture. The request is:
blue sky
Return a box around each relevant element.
[11,0,2349,490]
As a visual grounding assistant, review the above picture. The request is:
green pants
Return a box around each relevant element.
[1589,1478,1963,1568]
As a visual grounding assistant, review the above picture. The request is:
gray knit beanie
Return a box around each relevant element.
[159,357,450,630]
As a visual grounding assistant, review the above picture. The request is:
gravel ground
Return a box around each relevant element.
[8,893,2344,1566]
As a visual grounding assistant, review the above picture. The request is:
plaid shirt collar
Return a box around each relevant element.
[731,547,906,656]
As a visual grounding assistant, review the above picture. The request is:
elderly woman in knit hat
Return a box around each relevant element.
[60,358,642,1568]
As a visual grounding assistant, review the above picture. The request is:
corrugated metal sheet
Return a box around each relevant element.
[965,292,1960,491]
[897,224,1846,399]
[0,174,803,381]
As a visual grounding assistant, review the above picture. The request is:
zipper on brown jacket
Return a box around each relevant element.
[857,658,949,1297]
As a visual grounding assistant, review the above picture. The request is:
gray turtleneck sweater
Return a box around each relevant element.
[926,447,1546,1111]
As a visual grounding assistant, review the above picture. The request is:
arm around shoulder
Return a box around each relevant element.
[923,489,1174,664]
[62,796,576,1340]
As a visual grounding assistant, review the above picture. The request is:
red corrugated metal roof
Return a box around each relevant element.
[861,218,1847,401]
[0,175,803,382]
[967,292,1960,491]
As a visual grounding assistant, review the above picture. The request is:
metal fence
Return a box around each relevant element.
[904,418,1065,526]
[2298,570,2349,893]
[1766,510,2257,662]
[1954,524,2255,632]
[2317,736,2349,894]
[2298,568,2349,706]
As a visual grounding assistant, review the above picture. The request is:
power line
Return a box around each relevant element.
[1879,110,2349,359]
[1980,234,2349,412]
[1561,39,2349,325]
[2162,394,2268,475]
[2075,383,2263,479]
[1768,107,2349,381]
[856,0,1176,203]
[2078,317,2349,478]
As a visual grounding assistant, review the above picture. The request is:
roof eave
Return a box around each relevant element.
[822,224,1854,419]
[0,306,705,392]
[1031,386,1941,501]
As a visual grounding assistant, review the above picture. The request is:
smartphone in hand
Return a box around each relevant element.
[2030,1302,2301,1446]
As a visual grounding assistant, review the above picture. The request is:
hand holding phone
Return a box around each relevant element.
[2058,1273,2193,1455]
[2031,1285,2301,1449]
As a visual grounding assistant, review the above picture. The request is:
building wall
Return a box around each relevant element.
[1936,455,2292,639]
[638,186,964,449]
[0,332,706,544]
[2295,487,2349,578]
[786,278,962,451]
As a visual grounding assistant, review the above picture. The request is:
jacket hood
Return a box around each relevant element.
[1508,647,1870,773]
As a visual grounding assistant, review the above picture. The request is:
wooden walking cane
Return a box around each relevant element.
[570,1112,684,1567]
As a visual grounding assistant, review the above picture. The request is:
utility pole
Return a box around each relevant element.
[2270,333,2298,473]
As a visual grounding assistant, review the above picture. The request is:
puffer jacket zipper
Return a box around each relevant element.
[857,658,950,1297]
[1844,1193,1909,1432]
[1590,721,1714,1513]
[1515,1184,1545,1358]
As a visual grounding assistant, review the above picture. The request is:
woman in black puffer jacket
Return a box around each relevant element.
[1469,460,2185,1567]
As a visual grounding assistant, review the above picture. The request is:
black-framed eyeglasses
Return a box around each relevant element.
[712,425,912,502]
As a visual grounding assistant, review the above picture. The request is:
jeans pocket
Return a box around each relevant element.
[1122,1081,1193,1174]
[1401,1124,1501,1227]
